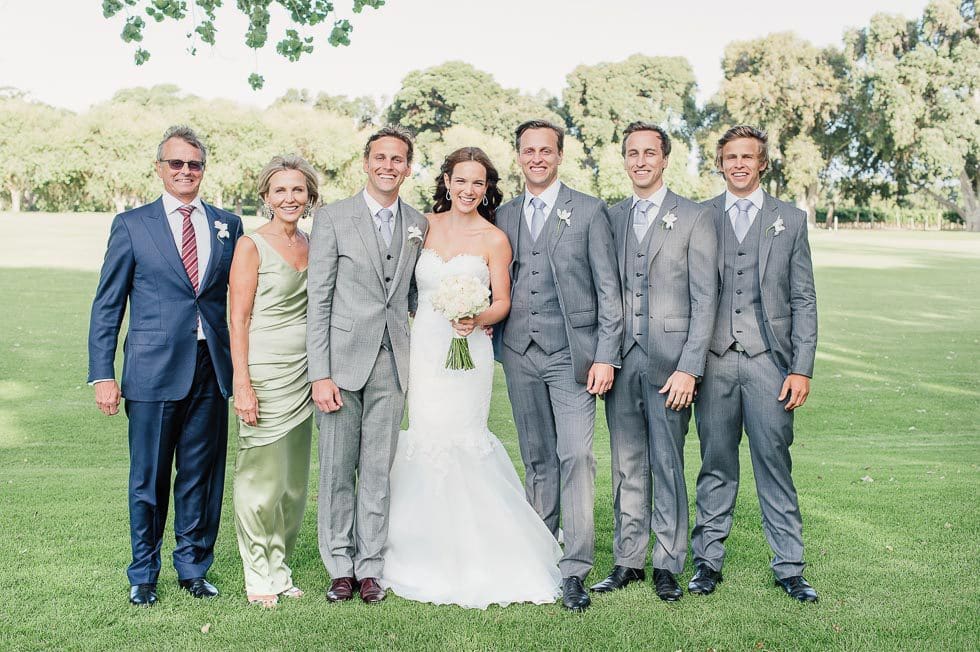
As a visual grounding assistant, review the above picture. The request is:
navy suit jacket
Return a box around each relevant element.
[87,197,243,401]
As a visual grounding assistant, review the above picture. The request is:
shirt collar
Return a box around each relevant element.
[632,185,669,211]
[362,188,399,219]
[161,191,204,217]
[525,179,562,212]
[724,187,765,212]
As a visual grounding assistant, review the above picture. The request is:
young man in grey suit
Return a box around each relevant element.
[690,125,819,602]
[592,122,718,601]
[494,119,623,611]
[307,126,428,604]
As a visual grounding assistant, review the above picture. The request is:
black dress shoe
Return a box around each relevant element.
[129,583,157,607]
[688,563,723,595]
[590,565,645,592]
[652,568,682,602]
[562,577,591,612]
[178,577,219,598]
[775,576,819,603]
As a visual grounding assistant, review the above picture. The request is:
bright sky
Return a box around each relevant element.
[1,0,930,112]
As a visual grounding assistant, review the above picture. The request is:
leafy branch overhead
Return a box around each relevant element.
[101,0,386,89]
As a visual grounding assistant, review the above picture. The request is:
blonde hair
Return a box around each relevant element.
[257,155,320,209]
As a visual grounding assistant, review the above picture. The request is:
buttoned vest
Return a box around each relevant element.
[623,213,656,355]
[372,208,403,348]
[711,211,769,356]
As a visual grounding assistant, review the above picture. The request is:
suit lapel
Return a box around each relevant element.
[612,200,630,285]
[547,183,573,257]
[387,201,416,300]
[758,193,778,281]
[197,203,223,292]
[713,194,726,280]
[646,190,676,264]
[142,197,195,293]
[352,193,386,287]
[507,194,524,279]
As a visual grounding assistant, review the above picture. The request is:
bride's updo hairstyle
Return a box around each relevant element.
[431,147,503,223]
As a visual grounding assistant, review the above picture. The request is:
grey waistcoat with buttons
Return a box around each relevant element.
[371,208,402,348]
[622,215,657,355]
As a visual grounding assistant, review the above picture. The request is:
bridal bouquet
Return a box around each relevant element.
[430,274,491,370]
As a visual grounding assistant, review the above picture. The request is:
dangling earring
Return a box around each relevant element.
[482,196,489,206]
[302,200,313,220]
[262,201,274,220]
[445,190,451,202]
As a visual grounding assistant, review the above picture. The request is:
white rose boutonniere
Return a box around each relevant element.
[214,220,230,239]
[407,225,424,243]
[767,216,785,236]
[662,212,677,230]
[555,209,571,234]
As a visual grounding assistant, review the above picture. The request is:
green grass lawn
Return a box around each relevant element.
[0,224,978,651]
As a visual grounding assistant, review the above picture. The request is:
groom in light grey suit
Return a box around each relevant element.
[690,125,819,603]
[494,119,623,611]
[307,126,427,604]
[592,122,717,601]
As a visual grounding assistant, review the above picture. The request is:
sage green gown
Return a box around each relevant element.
[233,232,313,596]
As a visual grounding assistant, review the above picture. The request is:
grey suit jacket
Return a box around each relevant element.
[610,190,718,386]
[704,191,817,377]
[494,182,623,384]
[306,192,428,392]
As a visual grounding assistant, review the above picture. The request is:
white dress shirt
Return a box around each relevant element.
[523,179,562,232]
[631,184,669,240]
[162,191,210,339]
[724,187,765,230]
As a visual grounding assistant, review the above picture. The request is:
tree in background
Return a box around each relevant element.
[0,98,75,212]
[701,32,847,223]
[843,0,980,231]
[101,0,386,89]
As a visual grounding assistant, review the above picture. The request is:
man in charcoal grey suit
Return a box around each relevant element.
[690,125,819,602]
[307,126,427,604]
[592,122,717,601]
[493,119,623,611]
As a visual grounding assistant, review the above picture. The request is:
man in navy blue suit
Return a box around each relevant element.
[88,125,243,606]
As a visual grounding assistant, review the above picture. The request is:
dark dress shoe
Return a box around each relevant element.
[129,583,157,607]
[688,563,723,595]
[590,565,645,592]
[178,577,219,598]
[776,576,819,603]
[561,577,591,612]
[652,568,682,602]
[326,577,359,602]
[358,577,387,603]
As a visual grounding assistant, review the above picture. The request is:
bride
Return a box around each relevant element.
[380,147,562,608]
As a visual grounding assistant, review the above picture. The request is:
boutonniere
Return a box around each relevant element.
[214,220,230,240]
[407,225,423,243]
[662,212,677,230]
[767,216,785,236]
[555,209,571,234]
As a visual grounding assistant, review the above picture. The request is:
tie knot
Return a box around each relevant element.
[735,198,753,212]
[636,199,654,216]
[377,208,394,224]
[178,205,194,219]
[530,197,546,211]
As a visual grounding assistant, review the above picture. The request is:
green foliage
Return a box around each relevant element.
[100,1,387,89]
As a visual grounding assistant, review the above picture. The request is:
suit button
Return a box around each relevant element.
[531,329,539,333]
[736,290,743,295]
[635,292,643,298]
[532,251,539,255]
[385,276,391,282]
[637,253,644,258]
[531,271,539,275]
[531,291,538,295]
[737,252,745,256]
[736,330,743,333]
[386,254,392,260]
[635,312,642,316]
[737,271,744,276]
[531,311,538,315]
[735,309,742,314]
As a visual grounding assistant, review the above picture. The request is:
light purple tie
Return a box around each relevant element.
[733,198,753,243]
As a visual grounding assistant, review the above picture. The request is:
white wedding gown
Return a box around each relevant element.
[380,249,562,609]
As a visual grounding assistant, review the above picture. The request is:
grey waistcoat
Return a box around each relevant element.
[504,214,569,355]
[710,211,770,356]
[623,214,656,355]
[372,208,403,349]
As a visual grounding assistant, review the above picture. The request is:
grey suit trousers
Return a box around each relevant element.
[501,342,596,580]
[316,347,404,579]
[605,345,691,573]
[692,348,805,579]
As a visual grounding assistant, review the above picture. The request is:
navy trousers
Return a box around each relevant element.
[124,341,228,585]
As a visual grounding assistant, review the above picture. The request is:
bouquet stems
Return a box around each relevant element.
[445,334,475,370]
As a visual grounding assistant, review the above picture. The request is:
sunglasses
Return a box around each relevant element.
[159,158,205,172]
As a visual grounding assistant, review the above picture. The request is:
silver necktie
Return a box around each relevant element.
[529,197,546,242]
[733,198,753,243]
[377,207,394,248]
[633,199,654,240]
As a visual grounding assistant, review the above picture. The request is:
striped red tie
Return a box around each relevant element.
[178,205,199,292]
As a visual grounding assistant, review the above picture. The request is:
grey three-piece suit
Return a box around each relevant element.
[692,191,817,579]
[307,192,427,579]
[493,182,623,580]
[605,190,718,573]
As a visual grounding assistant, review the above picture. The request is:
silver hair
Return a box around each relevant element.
[156,125,208,166]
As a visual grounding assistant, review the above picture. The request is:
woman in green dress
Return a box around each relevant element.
[229,155,318,607]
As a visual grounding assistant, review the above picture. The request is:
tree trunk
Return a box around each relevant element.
[113,194,126,214]
[827,202,836,230]
[8,185,21,212]
[958,171,980,232]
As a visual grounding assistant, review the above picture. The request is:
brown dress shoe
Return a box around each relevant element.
[326,577,359,602]
[358,577,386,603]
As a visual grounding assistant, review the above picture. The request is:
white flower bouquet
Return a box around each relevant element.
[430,274,491,370]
